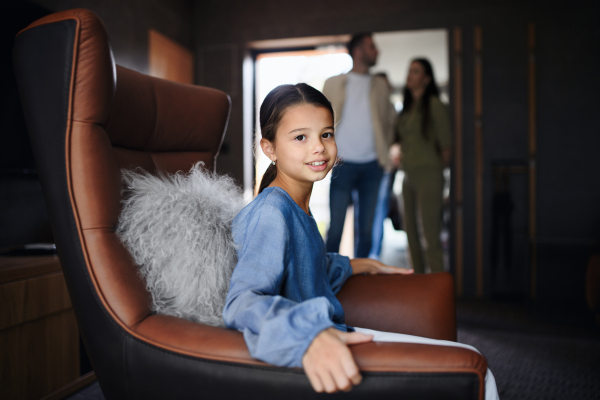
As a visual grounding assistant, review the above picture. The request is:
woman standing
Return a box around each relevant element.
[392,58,451,273]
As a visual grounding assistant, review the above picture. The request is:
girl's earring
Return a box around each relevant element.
[271,159,276,166]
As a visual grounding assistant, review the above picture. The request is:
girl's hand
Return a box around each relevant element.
[302,328,373,393]
[350,258,414,275]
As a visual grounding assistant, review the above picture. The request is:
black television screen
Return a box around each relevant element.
[0,2,53,249]
[1,2,51,175]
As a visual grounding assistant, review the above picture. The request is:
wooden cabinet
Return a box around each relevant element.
[0,255,80,399]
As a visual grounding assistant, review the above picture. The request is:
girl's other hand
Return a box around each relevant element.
[350,258,414,275]
[302,328,373,393]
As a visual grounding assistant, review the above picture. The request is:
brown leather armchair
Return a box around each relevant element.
[13,9,487,400]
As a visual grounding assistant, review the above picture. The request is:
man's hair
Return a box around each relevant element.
[347,32,372,58]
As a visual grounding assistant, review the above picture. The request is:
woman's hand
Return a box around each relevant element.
[350,258,414,275]
[441,148,452,168]
[302,328,373,393]
[389,143,402,167]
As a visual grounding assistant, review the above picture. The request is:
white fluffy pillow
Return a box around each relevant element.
[116,162,243,327]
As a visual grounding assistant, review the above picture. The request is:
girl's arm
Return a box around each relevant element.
[223,205,336,368]
[350,258,414,275]
[325,256,412,295]
[326,253,413,294]
[301,259,411,393]
[325,253,354,294]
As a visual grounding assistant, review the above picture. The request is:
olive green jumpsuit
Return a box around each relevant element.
[396,96,452,273]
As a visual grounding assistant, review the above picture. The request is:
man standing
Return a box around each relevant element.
[323,33,396,257]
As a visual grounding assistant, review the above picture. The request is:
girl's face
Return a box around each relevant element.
[261,103,336,187]
[406,61,430,91]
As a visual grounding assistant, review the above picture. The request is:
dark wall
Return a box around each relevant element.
[194,0,600,317]
[1,0,194,248]
[534,6,600,320]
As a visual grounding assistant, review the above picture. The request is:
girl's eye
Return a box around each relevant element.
[322,132,334,139]
[294,135,306,141]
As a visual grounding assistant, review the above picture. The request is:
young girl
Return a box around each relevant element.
[223,83,499,399]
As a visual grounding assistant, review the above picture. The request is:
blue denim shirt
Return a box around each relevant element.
[223,187,353,368]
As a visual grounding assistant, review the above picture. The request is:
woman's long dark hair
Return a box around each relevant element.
[401,58,440,139]
[257,83,334,194]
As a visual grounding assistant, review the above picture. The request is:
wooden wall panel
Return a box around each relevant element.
[149,29,194,84]
[474,25,484,298]
[453,27,464,296]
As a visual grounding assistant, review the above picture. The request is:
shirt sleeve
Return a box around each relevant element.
[325,253,353,295]
[430,97,452,149]
[223,204,335,368]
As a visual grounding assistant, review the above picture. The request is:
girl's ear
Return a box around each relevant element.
[260,138,276,163]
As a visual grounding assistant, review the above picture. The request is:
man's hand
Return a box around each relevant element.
[350,258,414,275]
[302,328,373,393]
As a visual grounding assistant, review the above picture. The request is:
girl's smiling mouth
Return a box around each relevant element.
[306,159,329,171]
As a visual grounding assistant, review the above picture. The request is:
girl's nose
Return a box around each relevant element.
[313,140,325,154]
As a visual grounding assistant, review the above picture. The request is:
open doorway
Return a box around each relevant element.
[246,29,450,268]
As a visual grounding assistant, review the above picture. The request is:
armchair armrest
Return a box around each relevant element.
[133,274,484,399]
[134,310,485,400]
[337,272,457,341]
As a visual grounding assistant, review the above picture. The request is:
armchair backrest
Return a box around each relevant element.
[14,9,230,397]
